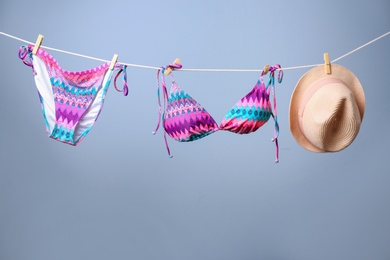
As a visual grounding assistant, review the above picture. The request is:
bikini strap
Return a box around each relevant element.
[113,64,128,96]
[152,68,163,136]
[267,64,283,163]
[152,67,172,158]
[152,61,183,158]
[18,45,36,74]
[161,70,173,158]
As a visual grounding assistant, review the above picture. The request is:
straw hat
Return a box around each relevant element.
[289,64,365,152]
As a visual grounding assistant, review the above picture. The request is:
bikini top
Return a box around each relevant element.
[153,63,283,162]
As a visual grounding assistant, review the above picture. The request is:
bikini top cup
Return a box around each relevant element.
[153,64,283,162]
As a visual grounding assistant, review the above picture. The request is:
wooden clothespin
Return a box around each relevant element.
[164,58,181,75]
[262,64,270,75]
[32,34,44,55]
[324,53,331,74]
[109,54,119,70]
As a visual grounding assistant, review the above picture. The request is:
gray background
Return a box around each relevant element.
[1,1,390,259]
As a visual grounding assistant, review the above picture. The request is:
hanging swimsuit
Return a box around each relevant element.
[18,45,128,145]
[153,63,283,162]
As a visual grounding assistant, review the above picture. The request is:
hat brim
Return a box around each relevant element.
[289,64,366,152]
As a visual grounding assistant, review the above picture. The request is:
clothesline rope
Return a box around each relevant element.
[1,31,389,72]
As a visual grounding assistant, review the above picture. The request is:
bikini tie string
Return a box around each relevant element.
[269,64,283,83]
[268,64,283,163]
[113,65,128,96]
[152,68,164,135]
[152,66,173,158]
[18,45,36,74]
[151,61,183,157]
[18,45,32,66]
[166,62,183,71]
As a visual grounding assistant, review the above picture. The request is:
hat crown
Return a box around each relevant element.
[300,83,361,152]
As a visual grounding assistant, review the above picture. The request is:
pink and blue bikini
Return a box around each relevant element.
[153,63,283,162]
[19,45,128,145]
[19,44,282,161]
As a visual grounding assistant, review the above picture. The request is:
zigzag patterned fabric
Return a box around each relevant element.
[19,45,127,145]
[48,66,108,144]
[154,63,282,161]
[220,78,272,134]
[164,82,219,142]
